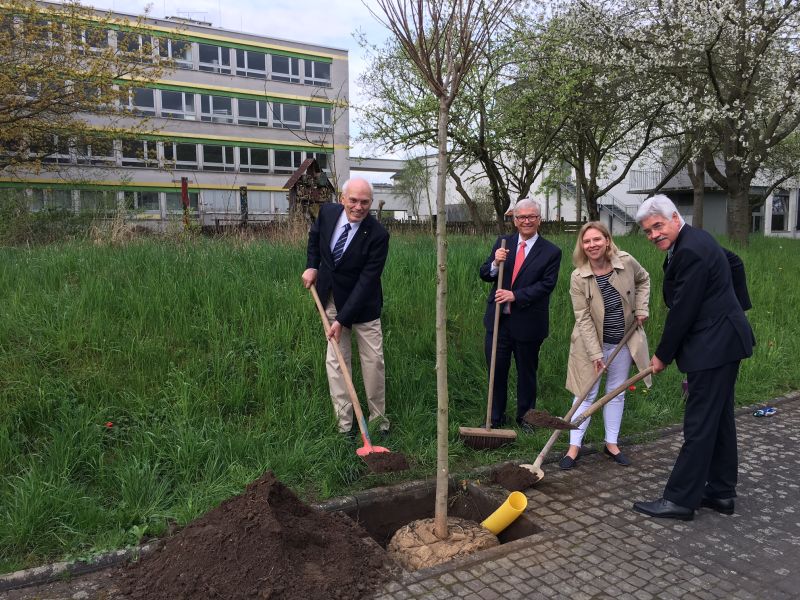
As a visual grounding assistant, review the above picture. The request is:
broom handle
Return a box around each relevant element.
[530,323,641,469]
[309,285,373,449]
[485,239,507,429]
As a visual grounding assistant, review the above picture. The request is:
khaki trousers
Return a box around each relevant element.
[325,299,388,433]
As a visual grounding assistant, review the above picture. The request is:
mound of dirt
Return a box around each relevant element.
[118,471,393,600]
[490,463,540,491]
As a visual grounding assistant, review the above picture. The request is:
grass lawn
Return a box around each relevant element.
[0,231,797,572]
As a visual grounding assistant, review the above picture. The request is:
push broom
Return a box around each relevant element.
[459,240,517,449]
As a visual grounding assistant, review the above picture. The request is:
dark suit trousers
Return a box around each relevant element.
[664,361,740,508]
[485,314,542,426]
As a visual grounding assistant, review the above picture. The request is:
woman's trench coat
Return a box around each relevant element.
[565,251,652,397]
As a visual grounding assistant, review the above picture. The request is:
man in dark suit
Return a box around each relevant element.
[479,198,562,430]
[633,194,754,521]
[302,178,390,437]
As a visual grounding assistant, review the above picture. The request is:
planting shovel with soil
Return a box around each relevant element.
[310,286,410,474]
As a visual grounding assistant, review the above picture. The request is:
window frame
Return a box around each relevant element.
[198,43,231,74]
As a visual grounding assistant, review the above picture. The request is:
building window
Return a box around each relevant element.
[271,55,299,83]
[237,99,268,127]
[129,87,156,115]
[274,150,302,173]
[198,43,231,74]
[31,189,72,211]
[73,27,109,52]
[235,49,267,79]
[116,31,155,62]
[240,147,269,173]
[272,102,300,129]
[163,142,198,170]
[124,190,160,212]
[39,135,72,164]
[76,138,115,166]
[305,106,331,132]
[165,191,199,211]
[772,192,789,231]
[311,152,331,171]
[158,38,192,69]
[304,60,330,86]
[200,94,233,123]
[79,190,117,213]
[201,145,235,172]
[120,139,155,167]
[160,90,196,120]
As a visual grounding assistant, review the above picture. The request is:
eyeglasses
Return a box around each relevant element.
[514,215,541,222]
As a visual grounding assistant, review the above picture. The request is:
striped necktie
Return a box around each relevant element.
[332,223,351,264]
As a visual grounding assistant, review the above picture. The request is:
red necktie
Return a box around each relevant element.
[511,240,526,285]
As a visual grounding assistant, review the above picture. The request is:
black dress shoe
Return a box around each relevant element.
[700,496,734,515]
[604,446,631,466]
[559,455,578,470]
[633,498,694,521]
[518,422,536,434]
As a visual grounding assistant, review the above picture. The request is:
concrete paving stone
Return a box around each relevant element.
[476,588,501,599]
[405,583,427,595]
[626,574,649,588]
[437,573,458,586]
[463,579,484,592]
[449,583,471,595]
[470,564,489,577]
[454,571,473,582]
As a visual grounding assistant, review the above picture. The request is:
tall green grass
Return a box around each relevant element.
[0,232,797,572]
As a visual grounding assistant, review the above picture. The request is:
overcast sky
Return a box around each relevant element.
[61,0,396,161]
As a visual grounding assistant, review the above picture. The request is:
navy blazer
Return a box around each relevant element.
[655,225,754,372]
[306,203,389,327]
[479,234,562,342]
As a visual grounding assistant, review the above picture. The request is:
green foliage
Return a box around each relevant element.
[0,234,797,572]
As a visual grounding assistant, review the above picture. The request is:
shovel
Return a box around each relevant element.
[520,325,640,482]
[527,366,655,431]
[308,286,401,465]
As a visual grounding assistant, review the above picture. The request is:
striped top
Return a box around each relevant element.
[595,272,625,344]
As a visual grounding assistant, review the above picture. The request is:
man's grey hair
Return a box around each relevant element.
[341,178,374,197]
[635,194,685,226]
[513,198,542,215]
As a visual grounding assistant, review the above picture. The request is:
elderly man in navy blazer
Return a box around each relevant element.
[633,194,754,521]
[302,178,390,438]
[479,198,562,430]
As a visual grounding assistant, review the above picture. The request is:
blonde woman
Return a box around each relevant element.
[560,222,651,470]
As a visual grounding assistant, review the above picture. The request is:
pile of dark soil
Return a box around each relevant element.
[362,450,410,473]
[118,471,394,600]
[490,463,540,491]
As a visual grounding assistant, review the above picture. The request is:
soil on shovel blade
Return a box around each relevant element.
[490,463,540,491]
[117,471,394,600]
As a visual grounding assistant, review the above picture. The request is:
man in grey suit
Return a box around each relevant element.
[633,195,754,521]
[302,178,390,438]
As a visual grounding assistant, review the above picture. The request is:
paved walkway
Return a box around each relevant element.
[376,391,800,600]
[3,391,798,600]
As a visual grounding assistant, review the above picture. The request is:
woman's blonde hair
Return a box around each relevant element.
[572,221,619,268]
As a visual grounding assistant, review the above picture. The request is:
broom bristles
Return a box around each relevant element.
[458,426,517,449]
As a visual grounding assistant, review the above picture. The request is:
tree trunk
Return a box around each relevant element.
[434,98,450,540]
[687,157,705,229]
[725,159,752,245]
[575,177,582,222]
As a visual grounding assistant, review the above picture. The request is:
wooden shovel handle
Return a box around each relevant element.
[571,366,655,428]
[309,285,372,448]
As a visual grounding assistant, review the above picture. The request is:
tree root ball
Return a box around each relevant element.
[386,517,499,572]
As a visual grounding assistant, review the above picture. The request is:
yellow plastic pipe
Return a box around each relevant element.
[481,491,528,535]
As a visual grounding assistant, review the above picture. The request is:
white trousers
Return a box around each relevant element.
[325,299,387,433]
[569,342,632,447]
